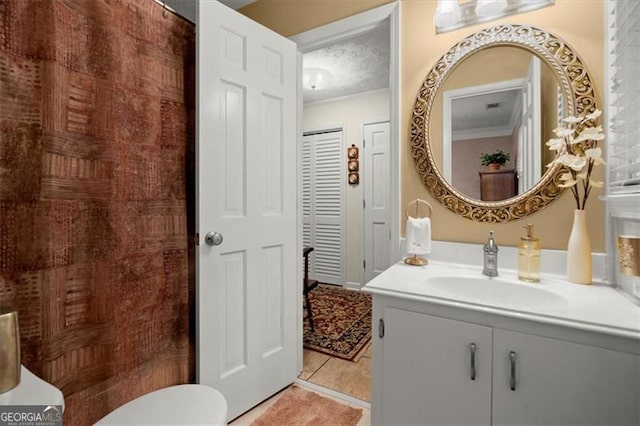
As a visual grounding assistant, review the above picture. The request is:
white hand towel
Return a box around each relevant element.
[406,217,432,256]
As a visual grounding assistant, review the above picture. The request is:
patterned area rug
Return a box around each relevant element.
[251,385,363,426]
[303,284,372,361]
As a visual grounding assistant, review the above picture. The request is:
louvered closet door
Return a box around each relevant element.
[302,131,345,285]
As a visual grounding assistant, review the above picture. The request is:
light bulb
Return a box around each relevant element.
[475,0,508,17]
[433,0,462,28]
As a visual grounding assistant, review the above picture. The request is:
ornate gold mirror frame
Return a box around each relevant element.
[410,25,597,222]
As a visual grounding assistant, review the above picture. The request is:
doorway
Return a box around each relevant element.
[291,2,401,404]
[292,2,400,288]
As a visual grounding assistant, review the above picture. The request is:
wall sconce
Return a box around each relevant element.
[302,68,333,91]
[434,0,555,34]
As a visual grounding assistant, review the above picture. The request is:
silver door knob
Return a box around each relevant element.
[205,231,223,246]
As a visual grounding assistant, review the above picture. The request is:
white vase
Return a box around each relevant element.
[566,209,592,285]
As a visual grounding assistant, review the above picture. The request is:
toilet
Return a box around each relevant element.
[3,366,228,425]
[96,384,228,425]
[0,366,65,408]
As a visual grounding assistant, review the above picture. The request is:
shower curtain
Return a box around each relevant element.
[0,0,195,423]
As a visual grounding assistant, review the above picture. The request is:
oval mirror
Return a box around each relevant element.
[432,46,563,201]
[410,25,597,222]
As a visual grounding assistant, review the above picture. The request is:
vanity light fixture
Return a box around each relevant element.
[434,0,555,34]
[433,0,462,28]
[302,68,333,91]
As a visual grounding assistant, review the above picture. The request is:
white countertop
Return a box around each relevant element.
[364,261,640,342]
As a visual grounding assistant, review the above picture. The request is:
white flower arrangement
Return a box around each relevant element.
[546,109,605,210]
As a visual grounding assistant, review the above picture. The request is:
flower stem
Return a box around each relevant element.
[582,159,595,209]
[570,168,580,209]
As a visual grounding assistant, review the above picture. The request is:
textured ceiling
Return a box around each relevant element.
[303,21,390,104]
[452,90,520,132]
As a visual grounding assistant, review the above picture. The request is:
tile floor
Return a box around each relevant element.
[230,384,371,426]
[230,343,372,425]
[299,342,372,402]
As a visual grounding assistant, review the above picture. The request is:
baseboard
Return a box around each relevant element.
[344,281,362,290]
[294,379,371,409]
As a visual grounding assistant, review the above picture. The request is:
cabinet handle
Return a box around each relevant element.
[509,351,517,391]
[378,318,385,338]
[469,343,476,381]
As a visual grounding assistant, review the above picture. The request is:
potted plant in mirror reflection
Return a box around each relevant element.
[546,109,604,285]
[480,150,511,171]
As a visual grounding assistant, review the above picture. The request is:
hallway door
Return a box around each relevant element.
[518,56,542,193]
[363,121,391,284]
[197,1,298,420]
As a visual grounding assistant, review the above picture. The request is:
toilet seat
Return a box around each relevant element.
[95,384,227,425]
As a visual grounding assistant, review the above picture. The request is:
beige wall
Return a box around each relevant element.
[241,0,605,252]
[304,91,390,285]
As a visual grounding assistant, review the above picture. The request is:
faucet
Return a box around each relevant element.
[483,231,499,277]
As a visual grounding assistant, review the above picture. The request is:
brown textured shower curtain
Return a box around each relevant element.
[0,0,195,423]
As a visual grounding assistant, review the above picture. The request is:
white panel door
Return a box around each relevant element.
[197,1,298,420]
[493,329,639,426]
[518,56,541,194]
[302,131,345,285]
[363,122,390,284]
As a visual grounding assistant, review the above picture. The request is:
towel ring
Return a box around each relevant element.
[404,199,432,267]
[406,199,433,219]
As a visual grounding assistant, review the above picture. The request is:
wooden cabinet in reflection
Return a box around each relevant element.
[479,169,517,201]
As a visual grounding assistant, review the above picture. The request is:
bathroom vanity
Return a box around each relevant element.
[365,262,640,426]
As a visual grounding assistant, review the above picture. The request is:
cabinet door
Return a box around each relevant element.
[380,307,492,425]
[493,329,640,426]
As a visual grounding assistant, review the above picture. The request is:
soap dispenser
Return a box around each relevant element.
[518,224,541,282]
[482,231,499,277]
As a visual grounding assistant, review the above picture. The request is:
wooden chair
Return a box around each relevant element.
[303,246,318,332]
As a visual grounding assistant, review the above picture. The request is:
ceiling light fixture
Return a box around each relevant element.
[302,68,333,91]
[475,0,507,17]
[433,0,462,28]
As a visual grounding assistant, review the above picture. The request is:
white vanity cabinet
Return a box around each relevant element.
[380,307,492,425]
[371,295,640,426]
[492,329,639,426]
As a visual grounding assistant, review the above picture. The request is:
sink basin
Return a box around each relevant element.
[424,276,567,309]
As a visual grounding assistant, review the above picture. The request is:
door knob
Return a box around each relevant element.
[205,232,223,246]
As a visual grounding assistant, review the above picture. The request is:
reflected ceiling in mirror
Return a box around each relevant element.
[410,25,597,222]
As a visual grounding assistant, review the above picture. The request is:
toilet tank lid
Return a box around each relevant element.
[0,366,65,410]
[95,384,228,425]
